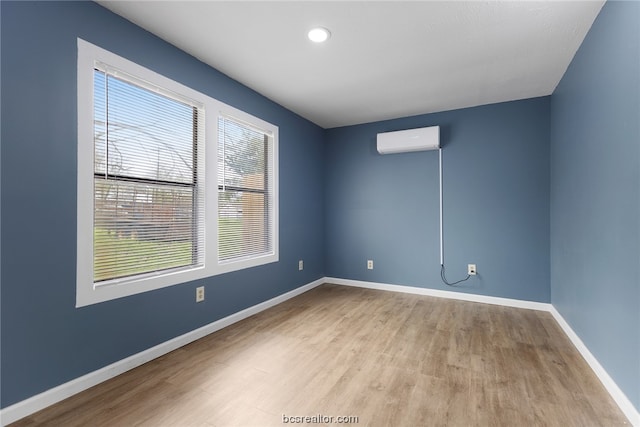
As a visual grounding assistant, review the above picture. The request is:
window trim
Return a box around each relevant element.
[77,38,278,307]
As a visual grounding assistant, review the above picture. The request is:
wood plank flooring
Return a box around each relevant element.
[11,284,630,426]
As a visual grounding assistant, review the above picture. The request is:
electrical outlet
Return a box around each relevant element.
[367,260,374,270]
[298,260,304,271]
[196,286,205,302]
[468,264,477,275]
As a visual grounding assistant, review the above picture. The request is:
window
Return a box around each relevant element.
[214,112,279,276]
[92,67,204,283]
[77,39,278,307]
[218,117,275,263]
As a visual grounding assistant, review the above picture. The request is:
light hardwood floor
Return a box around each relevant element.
[12,284,630,426]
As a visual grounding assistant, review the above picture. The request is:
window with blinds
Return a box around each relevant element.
[77,38,278,306]
[218,116,274,262]
[92,67,204,284]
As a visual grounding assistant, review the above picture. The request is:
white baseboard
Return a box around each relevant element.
[0,278,324,426]
[326,276,639,426]
[325,277,552,311]
[549,307,640,426]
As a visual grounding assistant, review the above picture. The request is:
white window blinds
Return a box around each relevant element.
[93,68,205,283]
[218,116,274,262]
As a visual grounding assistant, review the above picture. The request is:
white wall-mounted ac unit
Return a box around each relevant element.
[376,125,440,154]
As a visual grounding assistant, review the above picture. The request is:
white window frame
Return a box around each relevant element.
[77,39,278,307]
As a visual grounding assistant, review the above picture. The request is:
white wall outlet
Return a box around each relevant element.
[468,264,477,275]
[367,260,374,270]
[196,286,205,302]
[298,260,304,271]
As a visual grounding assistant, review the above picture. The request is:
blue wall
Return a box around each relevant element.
[0,1,325,407]
[325,98,551,302]
[550,1,640,411]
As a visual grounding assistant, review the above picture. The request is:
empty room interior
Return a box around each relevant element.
[1,1,639,426]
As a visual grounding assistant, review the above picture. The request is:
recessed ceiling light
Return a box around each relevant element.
[308,27,331,43]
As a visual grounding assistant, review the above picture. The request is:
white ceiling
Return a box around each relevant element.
[97,1,604,129]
